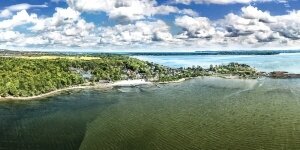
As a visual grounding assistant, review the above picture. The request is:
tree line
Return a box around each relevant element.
[0,56,259,97]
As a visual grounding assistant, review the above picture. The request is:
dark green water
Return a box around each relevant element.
[1,77,300,150]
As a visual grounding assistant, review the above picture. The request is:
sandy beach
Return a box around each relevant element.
[112,79,152,87]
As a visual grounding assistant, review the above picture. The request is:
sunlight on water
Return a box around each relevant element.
[133,53,300,73]
[1,78,300,149]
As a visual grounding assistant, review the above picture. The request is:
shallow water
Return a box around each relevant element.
[1,77,300,150]
[133,53,300,73]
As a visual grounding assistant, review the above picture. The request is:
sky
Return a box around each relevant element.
[0,0,300,51]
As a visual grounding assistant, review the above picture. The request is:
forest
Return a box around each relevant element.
[0,55,259,97]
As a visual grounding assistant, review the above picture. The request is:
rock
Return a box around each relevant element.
[268,71,300,79]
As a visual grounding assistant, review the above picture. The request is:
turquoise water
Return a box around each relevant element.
[133,53,300,73]
[1,77,300,149]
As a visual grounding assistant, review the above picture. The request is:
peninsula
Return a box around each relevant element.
[0,53,259,99]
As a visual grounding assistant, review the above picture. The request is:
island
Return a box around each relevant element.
[0,53,260,99]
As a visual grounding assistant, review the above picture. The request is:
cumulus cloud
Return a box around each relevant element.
[175,15,217,39]
[271,10,300,40]
[66,0,197,22]
[67,0,170,21]
[0,3,47,18]
[0,9,12,18]
[241,5,276,23]
[179,9,199,17]
[173,5,300,49]
[0,30,23,42]
[0,10,38,29]
[30,7,97,47]
[0,3,300,50]
[234,6,300,43]
[99,20,173,45]
[0,7,98,48]
[0,6,175,48]
[222,13,271,37]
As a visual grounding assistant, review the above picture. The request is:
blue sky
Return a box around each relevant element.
[0,0,300,51]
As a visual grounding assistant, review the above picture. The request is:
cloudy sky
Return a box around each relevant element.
[0,0,299,51]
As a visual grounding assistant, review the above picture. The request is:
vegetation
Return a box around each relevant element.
[0,55,259,97]
[209,63,258,78]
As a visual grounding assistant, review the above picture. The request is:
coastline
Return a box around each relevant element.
[157,74,258,85]
[0,77,205,101]
[0,79,152,101]
[1,73,296,101]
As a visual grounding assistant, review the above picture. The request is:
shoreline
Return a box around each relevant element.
[0,77,206,101]
[0,74,298,101]
[0,79,152,101]
[0,84,111,101]
[157,74,258,84]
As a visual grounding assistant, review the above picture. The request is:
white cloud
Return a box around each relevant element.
[14,36,49,47]
[99,20,173,45]
[51,7,81,26]
[241,5,276,23]
[225,6,300,43]
[222,13,271,37]
[271,10,300,40]
[66,0,195,22]
[0,10,38,29]
[179,9,199,17]
[4,3,47,11]
[0,3,47,18]
[0,4,300,50]
[0,30,23,42]
[66,0,113,12]
[0,9,12,18]
[175,15,217,38]
[0,7,97,48]
[33,7,96,47]
[172,5,300,49]
[254,31,282,42]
